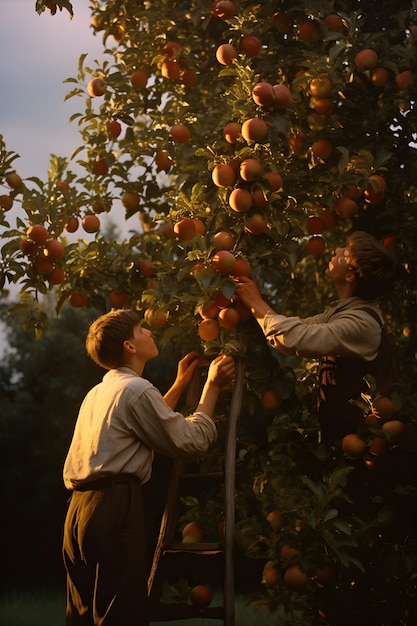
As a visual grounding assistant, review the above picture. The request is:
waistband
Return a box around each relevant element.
[72,474,142,491]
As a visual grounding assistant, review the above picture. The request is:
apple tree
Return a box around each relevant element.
[1,0,417,623]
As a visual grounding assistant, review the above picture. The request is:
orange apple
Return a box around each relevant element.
[87,77,107,97]
[216,43,237,65]
[174,218,197,241]
[241,118,268,143]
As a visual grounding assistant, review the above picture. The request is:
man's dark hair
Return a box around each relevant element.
[347,231,399,300]
[86,309,141,369]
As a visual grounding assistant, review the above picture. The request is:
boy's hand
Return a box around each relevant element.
[207,354,235,388]
[175,352,201,387]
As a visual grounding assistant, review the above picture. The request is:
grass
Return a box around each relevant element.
[0,589,65,626]
[0,588,273,626]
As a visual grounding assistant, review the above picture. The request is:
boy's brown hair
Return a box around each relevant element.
[86,309,141,369]
[347,231,399,300]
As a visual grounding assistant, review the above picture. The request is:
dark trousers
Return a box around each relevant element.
[63,476,149,626]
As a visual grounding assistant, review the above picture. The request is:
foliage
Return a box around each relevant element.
[1,0,417,623]
[0,302,102,585]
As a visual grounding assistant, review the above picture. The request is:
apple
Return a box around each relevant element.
[144,308,168,329]
[107,120,122,138]
[218,307,240,328]
[370,67,390,87]
[198,318,220,341]
[162,41,181,57]
[229,188,253,212]
[264,171,283,191]
[161,60,181,80]
[130,70,148,88]
[306,216,325,235]
[82,214,100,233]
[241,118,267,143]
[298,20,321,42]
[309,77,332,98]
[341,433,366,456]
[34,255,54,276]
[306,236,325,256]
[69,291,88,308]
[212,230,236,250]
[251,187,271,209]
[355,48,378,71]
[240,35,261,57]
[266,509,284,531]
[174,218,196,241]
[214,289,232,309]
[252,82,275,107]
[211,250,236,274]
[212,163,236,187]
[182,521,203,542]
[311,139,333,161]
[27,224,48,245]
[47,265,65,285]
[271,11,291,34]
[396,70,413,90]
[19,238,39,256]
[0,195,13,211]
[109,291,128,308]
[169,124,190,143]
[180,69,198,87]
[324,14,344,32]
[239,158,264,182]
[244,213,268,234]
[44,239,65,261]
[364,174,386,205]
[92,158,109,176]
[87,77,107,97]
[230,257,251,277]
[311,97,333,115]
[190,585,213,608]
[216,43,237,66]
[223,121,242,143]
[334,197,358,218]
[212,0,235,19]
[122,191,141,211]
[284,565,309,590]
[5,172,23,189]
[272,84,292,109]
[263,567,280,585]
[199,301,220,319]
[138,259,156,278]
[155,150,173,172]
[262,391,282,410]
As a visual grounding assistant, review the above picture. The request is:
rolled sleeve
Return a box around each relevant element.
[129,388,217,463]
[263,310,381,360]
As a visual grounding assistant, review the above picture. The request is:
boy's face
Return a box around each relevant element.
[127,323,159,363]
[326,244,357,284]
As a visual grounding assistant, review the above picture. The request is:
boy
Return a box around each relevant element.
[63,309,235,626]
[235,230,401,440]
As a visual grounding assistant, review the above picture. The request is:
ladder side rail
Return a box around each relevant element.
[223,357,245,626]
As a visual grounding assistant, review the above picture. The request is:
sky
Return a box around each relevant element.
[0,1,106,345]
[0,0,104,180]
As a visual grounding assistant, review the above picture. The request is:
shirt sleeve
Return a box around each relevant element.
[262,309,381,360]
[127,387,218,463]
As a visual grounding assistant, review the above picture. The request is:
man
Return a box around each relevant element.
[235,230,401,440]
[63,309,235,626]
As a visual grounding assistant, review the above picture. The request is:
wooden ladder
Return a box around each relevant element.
[148,358,245,625]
